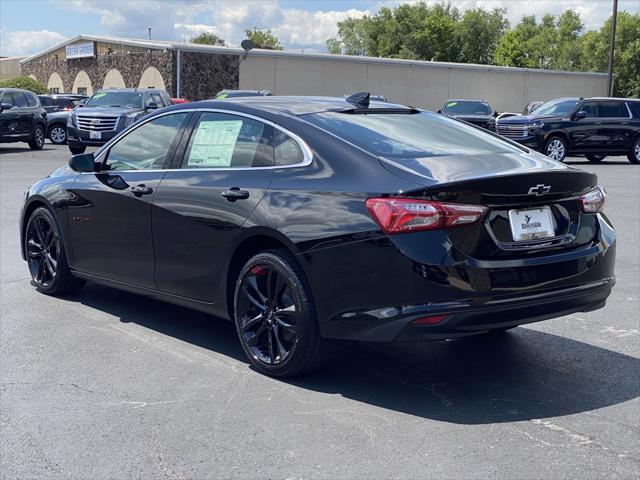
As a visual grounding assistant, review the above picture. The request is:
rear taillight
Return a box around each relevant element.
[365,198,487,234]
[579,186,606,213]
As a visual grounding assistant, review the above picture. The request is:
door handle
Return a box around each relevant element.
[221,187,250,201]
[131,184,153,197]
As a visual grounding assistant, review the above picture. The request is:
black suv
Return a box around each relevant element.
[497,97,640,164]
[0,88,47,150]
[67,88,171,154]
[438,99,497,131]
[38,94,88,113]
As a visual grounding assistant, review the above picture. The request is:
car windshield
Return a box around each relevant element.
[304,111,523,159]
[443,101,491,115]
[533,99,578,116]
[85,91,143,108]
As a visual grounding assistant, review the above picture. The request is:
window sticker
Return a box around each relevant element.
[93,92,106,99]
[215,93,228,99]
[446,101,457,107]
[187,120,242,167]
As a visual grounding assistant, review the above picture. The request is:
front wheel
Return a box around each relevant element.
[28,124,45,150]
[234,250,330,377]
[49,125,67,144]
[25,207,84,295]
[586,154,606,163]
[544,136,567,162]
[628,137,640,164]
[69,145,86,155]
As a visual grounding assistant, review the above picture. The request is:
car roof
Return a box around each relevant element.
[445,99,488,102]
[585,96,640,102]
[94,88,163,94]
[196,95,411,116]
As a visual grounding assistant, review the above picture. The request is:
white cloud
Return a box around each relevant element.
[0,30,67,57]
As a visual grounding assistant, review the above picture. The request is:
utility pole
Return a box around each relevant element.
[606,0,618,96]
[148,26,152,40]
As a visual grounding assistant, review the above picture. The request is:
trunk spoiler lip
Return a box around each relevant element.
[378,156,597,196]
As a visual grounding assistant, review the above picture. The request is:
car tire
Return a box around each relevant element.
[628,137,640,164]
[48,125,67,145]
[586,154,606,163]
[28,124,45,150]
[543,135,567,162]
[25,207,85,295]
[233,249,331,377]
[69,145,86,155]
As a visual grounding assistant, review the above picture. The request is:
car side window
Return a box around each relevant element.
[152,93,164,107]
[144,93,157,108]
[1,92,13,107]
[598,101,627,118]
[580,102,598,118]
[11,92,28,108]
[274,129,305,166]
[25,93,38,107]
[182,112,274,169]
[104,113,189,171]
[627,102,640,118]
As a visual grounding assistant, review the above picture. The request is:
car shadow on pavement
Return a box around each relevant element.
[72,283,639,425]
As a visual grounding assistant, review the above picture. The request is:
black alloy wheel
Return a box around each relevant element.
[586,154,606,163]
[234,250,329,377]
[28,124,45,150]
[25,207,84,295]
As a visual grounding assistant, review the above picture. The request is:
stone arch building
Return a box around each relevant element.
[138,66,166,90]
[102,68,126,89]
[46,72,65,92]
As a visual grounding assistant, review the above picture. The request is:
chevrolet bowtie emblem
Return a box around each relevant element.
[528,184,551,196]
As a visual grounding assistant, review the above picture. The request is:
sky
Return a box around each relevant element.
[1,0,639,57]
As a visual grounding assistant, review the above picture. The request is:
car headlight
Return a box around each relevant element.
[123,114,139,127]
[526,121,543,129]
[66,115,74,127]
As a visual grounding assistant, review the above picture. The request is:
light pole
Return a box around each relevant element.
[606,0,618,97]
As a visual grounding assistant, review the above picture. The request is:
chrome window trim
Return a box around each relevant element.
[90,107,313,173]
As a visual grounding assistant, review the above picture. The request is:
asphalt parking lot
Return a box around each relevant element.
[1,144,638,479]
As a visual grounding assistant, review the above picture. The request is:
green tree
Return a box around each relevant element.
[0,76,47,94]
[493,15,539,67]
[457,8,509,64]
[326,16,370,55]
[190,32,219,45]
[245,28,283,50]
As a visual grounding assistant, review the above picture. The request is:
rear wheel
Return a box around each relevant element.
[544,136,567,162]
[586,154,606,163]
[49,125,67,144]
[28,124,45,150]
[234,250,330,377]
[628,137,640,164]
[25,207,84,295]
[69,145,86,155]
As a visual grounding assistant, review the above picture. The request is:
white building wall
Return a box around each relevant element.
[240,53,608,112]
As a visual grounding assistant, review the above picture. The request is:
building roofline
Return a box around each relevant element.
[20,34,608,78]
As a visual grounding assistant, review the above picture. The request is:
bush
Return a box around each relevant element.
[0,76,48,94]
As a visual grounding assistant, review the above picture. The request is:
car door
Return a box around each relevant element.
[67,111,191,287]
[0,92,17,139]
[152,110,275,301]
[597,100,634,150]
[569,101,600,151]
[10,91,33,137]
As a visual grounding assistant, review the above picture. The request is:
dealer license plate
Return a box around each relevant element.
[90,130,101,140]
[508,207,555,241]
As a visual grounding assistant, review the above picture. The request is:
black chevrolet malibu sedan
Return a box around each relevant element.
[20,94,616,377]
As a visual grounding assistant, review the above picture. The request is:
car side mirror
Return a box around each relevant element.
[78,101,85,107]
[436,109,442,114]
[574,110,587,120]
[0,102,12,112]
[69,153,95,172]
[146,102,158,110]
[493,110,499,117]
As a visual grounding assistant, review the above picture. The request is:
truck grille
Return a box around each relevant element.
[497,124,529,138]
[76,115,118,132]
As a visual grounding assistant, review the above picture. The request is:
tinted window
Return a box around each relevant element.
[0,92,13,107]
[304,111,523,159]
[38,96,52,106]
[86,91,143,108]
[11,92,28,107]
[105,113,189,171]
[443,101,491,115]
[598,101,627,118]
[151,93,164,106]
[25,93,38,107]
[627,101,640,118]
[183,113,274,168]
[580,102,598,118]
[534,99,578,116]
[274,130,304,166]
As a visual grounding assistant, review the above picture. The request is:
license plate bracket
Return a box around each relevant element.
[508,206,555,242]
[90,130,101,140]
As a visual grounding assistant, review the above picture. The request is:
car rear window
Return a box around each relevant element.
[443,101,491,115]
[304,111,523,159]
